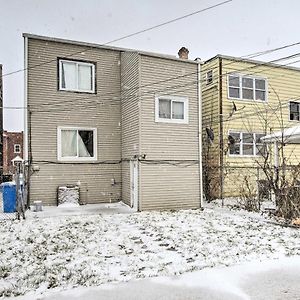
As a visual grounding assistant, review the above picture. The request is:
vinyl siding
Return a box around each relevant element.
[221,58,300,196]
[201,59,221,199]
[139,55,200,210]
[27,38,122,205]
[120,52,140,206]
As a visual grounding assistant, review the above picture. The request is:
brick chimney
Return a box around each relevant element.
[178,47,189,59]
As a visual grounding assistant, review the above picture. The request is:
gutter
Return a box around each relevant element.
[196,58,204,208]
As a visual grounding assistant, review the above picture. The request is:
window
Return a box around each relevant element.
[155,96,188,124]
[228,74,266,101]
[14,144,21,153]
[58,127,97,161]
[206,70,213,85]
[228,131,265,156]
[59,59,95,93]
[289,101,300,121]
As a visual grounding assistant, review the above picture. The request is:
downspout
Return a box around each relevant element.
[218,57,224,206]
[195,58,203,208]
[24,36,28,163]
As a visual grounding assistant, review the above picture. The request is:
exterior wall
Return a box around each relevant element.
[221,57,300,197]
[3,131,23,175]
[120,52,140,207]
[27,37,122,205]
[139,55,200,210]
[201,58,221,199]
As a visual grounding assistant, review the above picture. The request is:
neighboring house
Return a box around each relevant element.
[201,55,300,199]
[24,34,202,210]
[0,64,3,181]
[3,131,23,177]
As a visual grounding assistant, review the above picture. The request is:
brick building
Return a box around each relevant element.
[3,131,23,178]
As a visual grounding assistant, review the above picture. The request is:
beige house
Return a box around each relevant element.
[24,34,202,210]
[202,55,300,199]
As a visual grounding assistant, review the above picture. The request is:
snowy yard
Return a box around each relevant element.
[1,206,300,298]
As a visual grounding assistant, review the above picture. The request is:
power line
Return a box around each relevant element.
[1,0,232,78]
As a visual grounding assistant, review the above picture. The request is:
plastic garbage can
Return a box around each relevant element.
[1,182,16,213]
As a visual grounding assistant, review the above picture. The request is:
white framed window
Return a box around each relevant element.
[206,70,213,85]
[228,74,267,102]
[59,59,95,93]
[14,144,21,154]
[228,131,265,156]
[57,127,97,161]
[155,95,188,124]
[289,101,300,121]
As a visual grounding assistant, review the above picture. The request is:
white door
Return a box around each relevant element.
[130,160,138,211]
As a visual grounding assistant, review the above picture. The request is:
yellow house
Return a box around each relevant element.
[201,55,300,200]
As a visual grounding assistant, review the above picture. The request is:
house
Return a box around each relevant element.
[24,34,202,210]
[3,131,23,180]
[0,64,3,181]
[201,55,300,200]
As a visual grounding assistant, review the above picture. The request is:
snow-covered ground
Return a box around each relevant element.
[1,204,300,298]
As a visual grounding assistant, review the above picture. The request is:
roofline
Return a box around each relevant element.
[203,54,300,72]
[23,33,198,65]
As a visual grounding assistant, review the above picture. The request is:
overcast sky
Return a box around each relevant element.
[1,0,300,131]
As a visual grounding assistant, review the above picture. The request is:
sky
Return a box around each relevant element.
[1,0,300,131]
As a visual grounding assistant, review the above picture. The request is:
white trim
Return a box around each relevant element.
[14,144,21,154]
[227,73,268,103]
[206,70,213,85]
[24,36,28,161]
[130,160,139,211]
[289,100,300,122]
[228,130,264,157]
[155,95,189,124]
[57,126,97,162]
[59,59,95,93]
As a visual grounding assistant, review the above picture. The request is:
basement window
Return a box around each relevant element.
[58,127,97,161]
[228,131,265,156]
[14,144,21,154]
[289,101,300,121]
[155,96,188,124]
[59,59,95,93]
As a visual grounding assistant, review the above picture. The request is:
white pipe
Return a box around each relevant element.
[274,141,279,168]
[24,36,28,162]
[196,58,203,208]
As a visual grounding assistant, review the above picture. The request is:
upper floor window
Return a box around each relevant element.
[228,131,265,156]
[14,144,21,154]
[57,127,97,161]
[289,101,300,121]
[206,70,213,85]
[228,74,266,101]
[155,96,188,124]
[59,59,95,93]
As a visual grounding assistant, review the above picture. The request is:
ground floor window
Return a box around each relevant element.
[228,131,265,156]
[58,127,97,161]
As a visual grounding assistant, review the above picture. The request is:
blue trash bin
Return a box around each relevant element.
[1,182,16,213]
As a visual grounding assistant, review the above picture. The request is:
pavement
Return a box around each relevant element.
[26,202,135,219]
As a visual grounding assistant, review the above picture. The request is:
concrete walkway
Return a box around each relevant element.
[26,202,135,219]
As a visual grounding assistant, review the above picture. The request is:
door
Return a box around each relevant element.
[130,160,138,211]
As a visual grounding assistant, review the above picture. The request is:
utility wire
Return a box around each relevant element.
[1,0,232,78]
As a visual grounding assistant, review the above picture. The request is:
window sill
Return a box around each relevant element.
[228,97,267,103]
[59,88,96,94]
[155,118,189,124]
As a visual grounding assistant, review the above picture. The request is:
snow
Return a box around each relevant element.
[1,205,300,298]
